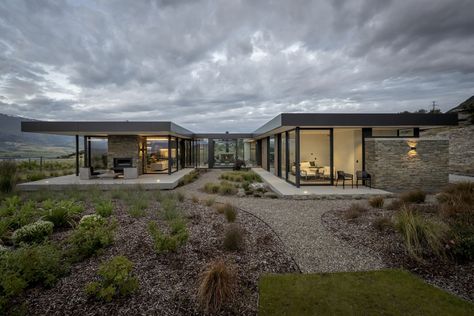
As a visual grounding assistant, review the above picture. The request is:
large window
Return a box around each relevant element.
[288,130,296,183]
[299,129,331,185]
[334,129,362,178]
[145,137,169,173]
[170,137,177,172]
[197,138,209,168]
[269,136,275,174]
[214,139,236,168]
[243,139,256,166]
[281,133,286,179]
[88,137,108,170]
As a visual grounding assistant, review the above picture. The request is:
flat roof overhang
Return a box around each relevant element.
[21,121,194,138]
[252,113,458,138]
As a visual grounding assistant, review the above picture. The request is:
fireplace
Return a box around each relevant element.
[113,158,133,173]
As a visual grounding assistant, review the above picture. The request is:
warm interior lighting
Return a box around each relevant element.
[410,146,416,150]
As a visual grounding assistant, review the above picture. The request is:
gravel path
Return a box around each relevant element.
[178,170,386,273]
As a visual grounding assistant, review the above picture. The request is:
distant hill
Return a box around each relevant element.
[0,113,74,158]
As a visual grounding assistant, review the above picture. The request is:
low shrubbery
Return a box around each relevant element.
[372,217,393,232]
[205,197,215,207]
[0,160,17,193]
[178,169,201,186]
[368,196,384,208]
[68,214,116,260]
[394,207,447,260]
[0,198,39,241]
[11,220,54,245]
[224,204,237,223]
[220,171,261,183]
[161,197,179,220]
[0,243,67,313]
[344,203,368,219]
[223,225,244,251]
[85,256,138,302]
[198,259,236,313]
[41,199,84,228]
[203,182,220,194]
[400,189,426,204]
[218,181,238,195]
[95,200,113,217]
[148,220,188,253]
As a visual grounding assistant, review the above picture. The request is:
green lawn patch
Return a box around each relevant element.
[259,269,473,316]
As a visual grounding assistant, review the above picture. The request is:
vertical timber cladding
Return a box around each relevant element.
[107,135,142,175]
[365,138,449,192]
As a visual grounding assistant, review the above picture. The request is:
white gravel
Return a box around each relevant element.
[179,170,386,273]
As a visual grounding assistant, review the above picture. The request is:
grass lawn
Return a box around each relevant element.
[259,269,474,316]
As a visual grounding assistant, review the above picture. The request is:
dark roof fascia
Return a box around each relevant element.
[21,121,194,137]
[253,113,458,136]
[194,133,254,139]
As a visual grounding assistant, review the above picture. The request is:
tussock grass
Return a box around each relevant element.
[344,203,368,220]
[400,189,426,204]
[368,196,384,208]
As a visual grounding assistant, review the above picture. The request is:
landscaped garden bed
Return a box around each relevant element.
[0,188,297,315]
[322,184,474,302]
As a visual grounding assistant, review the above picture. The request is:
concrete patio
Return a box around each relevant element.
[252,168,392,199]
[17,168,195,191]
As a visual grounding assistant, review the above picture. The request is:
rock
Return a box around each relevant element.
[250,183,266,191]
[237,189,246,197]
[264,192,278,199]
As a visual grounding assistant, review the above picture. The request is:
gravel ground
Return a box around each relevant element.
[179,170,386,273]
[21,195,297,315]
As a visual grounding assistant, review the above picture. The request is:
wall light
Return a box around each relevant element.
[410,146,416,150]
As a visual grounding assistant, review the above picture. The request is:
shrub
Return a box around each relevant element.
[148,220,188,253]
[223,204,237,222]
[203,183,220,194]
[26,172,47,182]
[344,203,368,219]
[448,213,474,262]
[85,256,138,302]
[394,207,447,260]
[386,199,405,211]
[177,191,185,202]
[41,199,84,228]
[0,161,17,193]
[205,197,215,207]
[11,220,54,245]
[218,181,237,196]
[95,200,113,217]
[372,217,393,232]
[68,215,116,260]
[400,189,426,204]
[128,204,146,218]
[178,170,200,186]
[111,188,127,200]
[198,259,236,313]
[223,225,244,251]
[0,243,66,312]
[161,198,179,221]
[369,196,384,208]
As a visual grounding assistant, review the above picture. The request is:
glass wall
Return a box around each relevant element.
[288,130,296,183]
[145,137,169,173]
[299,129,331,185]
[170,137,177,172]
[197,138,209,168]
[89,137,108,170]
[281,133,286,179]
[269,136,275,174]
[213,139,236,167]
[243,139,257,166]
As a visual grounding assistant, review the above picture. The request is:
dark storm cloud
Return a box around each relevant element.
[0,0,473,132]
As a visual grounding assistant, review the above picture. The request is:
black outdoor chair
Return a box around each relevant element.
[356,171,372,188]
[335,171,353,189]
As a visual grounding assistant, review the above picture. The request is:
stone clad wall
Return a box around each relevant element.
[365,138,449,192]
[107,135,142,175]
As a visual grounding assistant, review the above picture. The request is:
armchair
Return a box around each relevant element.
[335,170,353,189]
[356,171,372,188]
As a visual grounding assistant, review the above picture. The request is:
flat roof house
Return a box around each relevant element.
[21,112,457,192]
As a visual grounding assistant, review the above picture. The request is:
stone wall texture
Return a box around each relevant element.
[422,125,474,176]
[365,138,449,192]
[107,135,142,174]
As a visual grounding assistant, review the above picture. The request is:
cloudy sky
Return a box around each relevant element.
[0,0,473,132]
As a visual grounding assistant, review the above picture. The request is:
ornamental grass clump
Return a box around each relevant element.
[68,214,116,260]
[85,256,138,302]
[400,189,426,204]
[372,216,393,232]
[224,204,237,223]
[344,203,368,220]
[94,200,113,217]
[0,160,17,193]
[394,206,447,261]
[11,220,54,245]
[203,182,220,194]
[218,181,237,195]
[148,220,188,253]
[223,224,244,252]
[41,199,84,228]
[369,196,385,208]
[198,259,237,314]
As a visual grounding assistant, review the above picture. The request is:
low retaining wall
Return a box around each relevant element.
[365,138,449,192]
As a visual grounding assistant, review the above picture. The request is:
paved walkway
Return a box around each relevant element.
[179,170,385,273]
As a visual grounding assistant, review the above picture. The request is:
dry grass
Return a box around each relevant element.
[386,199,405,210]
[197,259,237,314]
[191,195,199,203]
[223,224,244,251]
[400,190,426,204]
[368,196,384,208]
[372,217,393,232]
[204,197,215,207]
[344,203,368,220]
